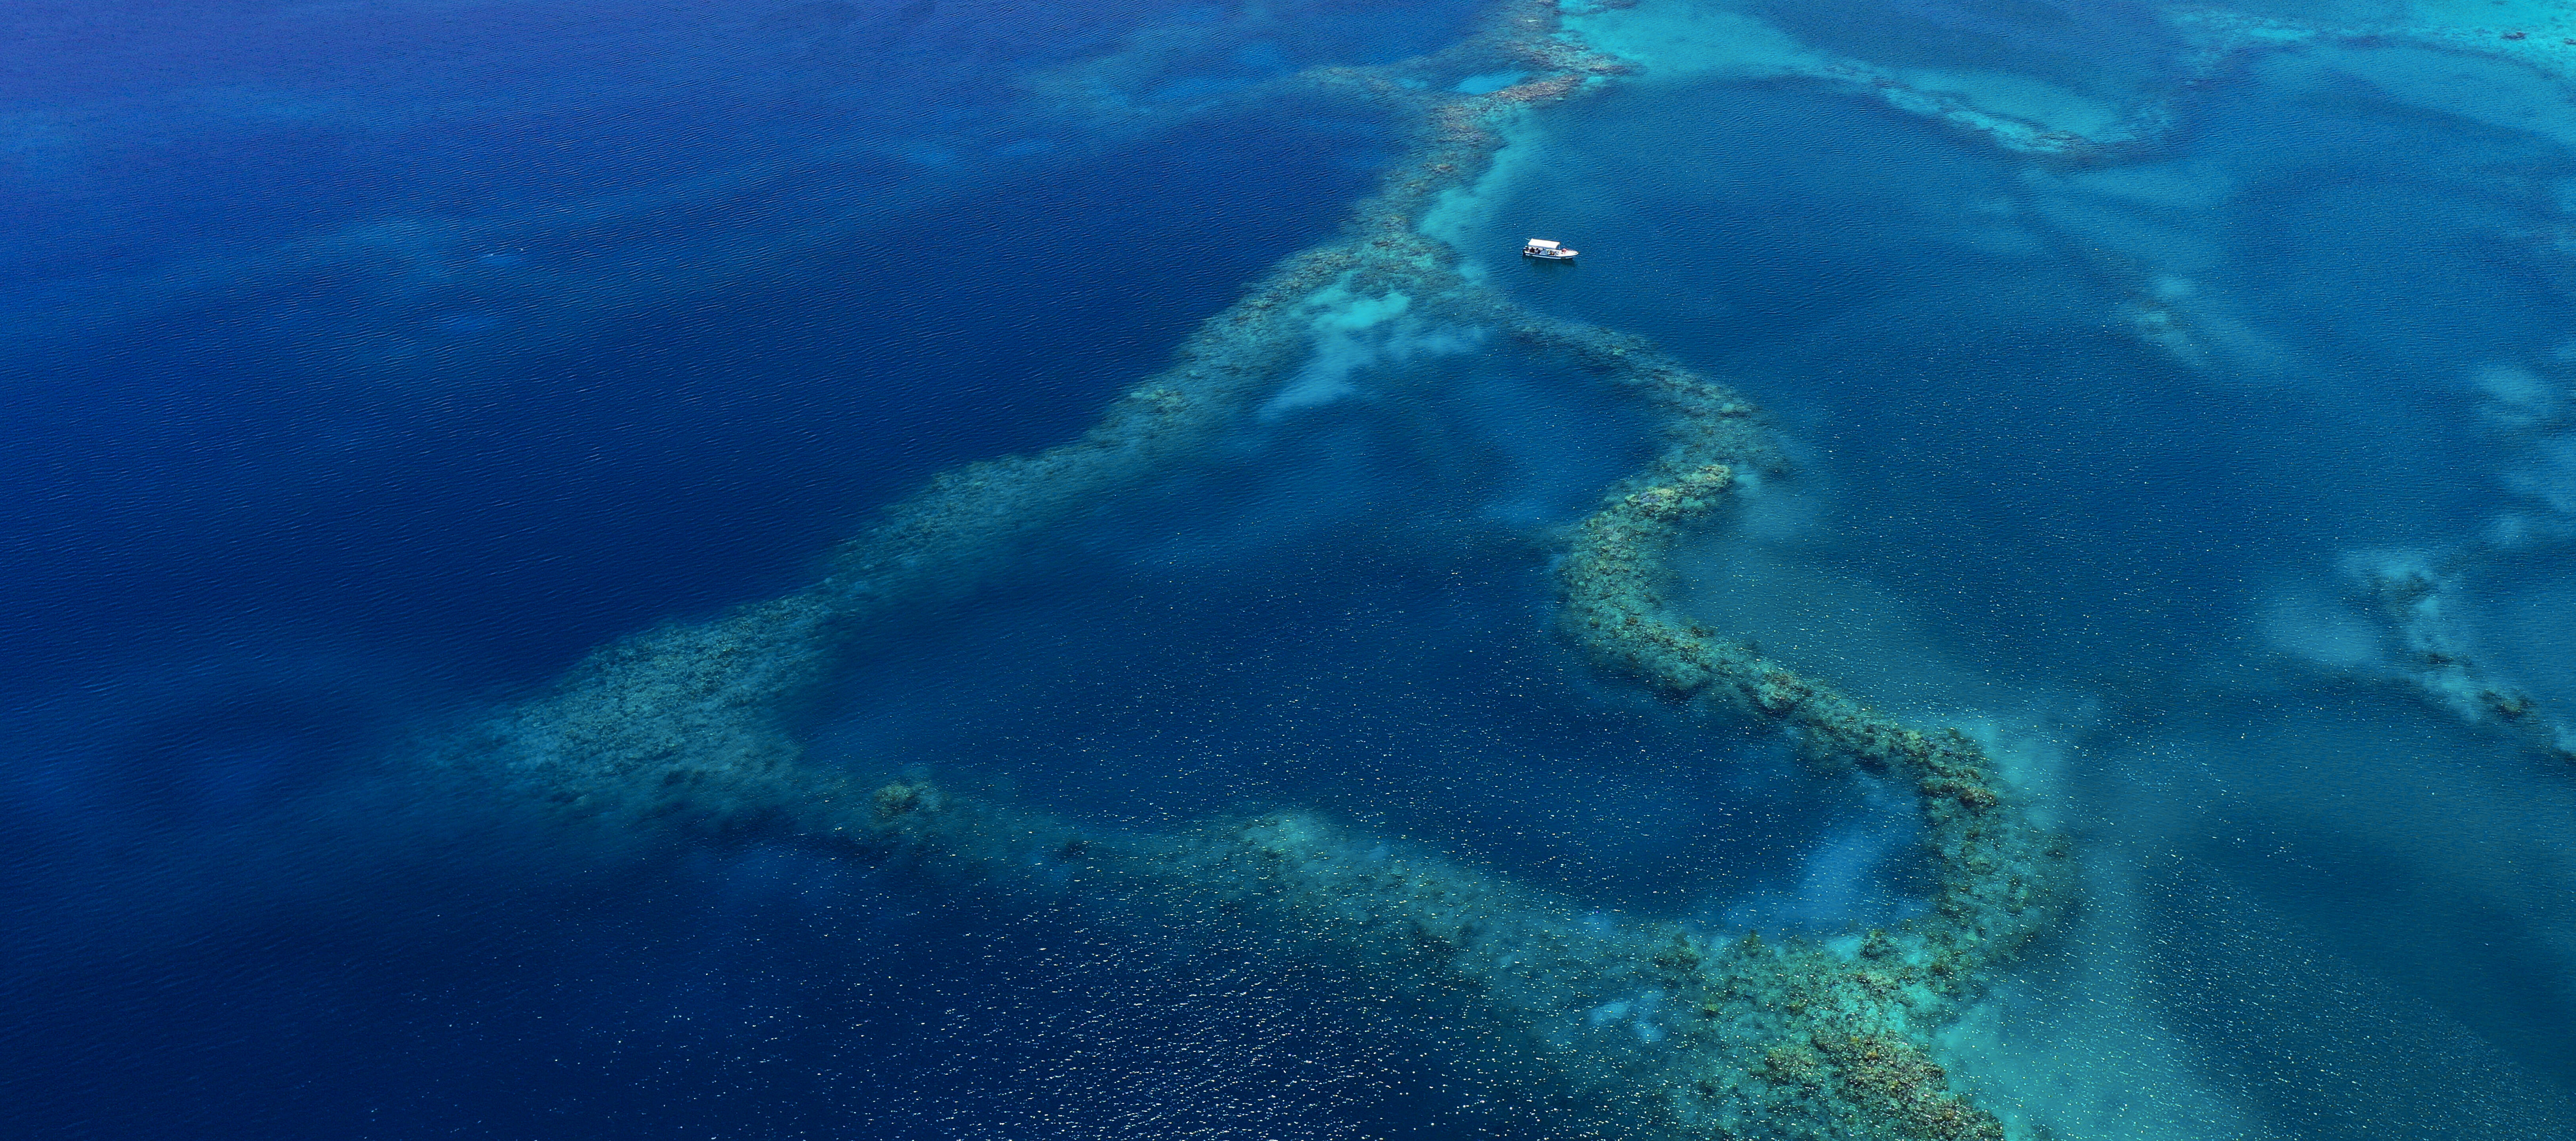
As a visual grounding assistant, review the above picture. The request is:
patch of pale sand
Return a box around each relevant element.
[1938,854,2283,1141]
[2169,0,2576,85]
[1565,0,2139,151]
[1891,68,2126,139]
[2400,0,2576,36]
[2060,160,2236,211]
[1559,0,1825,84]
[1416,108,1548,253]
[2261,41,2576,148]
[1950,691,2576,1141]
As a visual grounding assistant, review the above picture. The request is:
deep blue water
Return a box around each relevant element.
[1,1,1474,1135]
[10,1,2576,1138]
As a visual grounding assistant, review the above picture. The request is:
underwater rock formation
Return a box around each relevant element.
[441,3,2071,1138]
[2347,548,2576,765]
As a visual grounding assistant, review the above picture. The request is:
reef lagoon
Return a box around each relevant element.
[8,1,2576,1138]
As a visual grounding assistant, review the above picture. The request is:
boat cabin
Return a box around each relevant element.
[1522,239,1577,261]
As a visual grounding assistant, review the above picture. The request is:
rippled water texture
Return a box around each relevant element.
[6,2,2576,1139]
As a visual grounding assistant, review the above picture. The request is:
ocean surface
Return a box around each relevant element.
[6,1,2576,1138]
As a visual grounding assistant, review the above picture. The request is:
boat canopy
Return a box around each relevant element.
[1526,239,1560,249]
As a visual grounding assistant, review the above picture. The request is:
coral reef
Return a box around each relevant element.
[471,0,1625,810]
[801,752,2047,1141]
[1530,303,2065,1139]
[439,2,2074,1138]
[757,762,2039,1141]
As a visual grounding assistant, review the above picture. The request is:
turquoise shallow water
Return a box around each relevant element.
[8,1,2576,1138]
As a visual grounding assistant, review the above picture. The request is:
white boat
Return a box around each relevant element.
[1522,238,1577,261]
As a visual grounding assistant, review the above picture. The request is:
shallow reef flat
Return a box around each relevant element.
[432,2,2092,1138]
[402,1,2576,1139]
[20,2,2576,1139]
